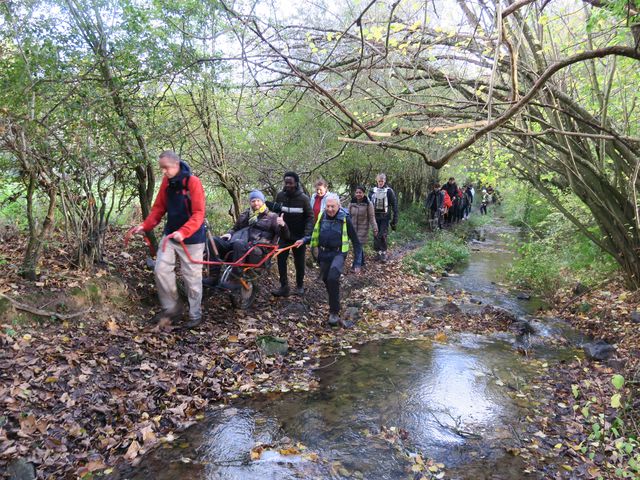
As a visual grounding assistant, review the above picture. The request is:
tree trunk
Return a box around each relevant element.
[21,177,56,280]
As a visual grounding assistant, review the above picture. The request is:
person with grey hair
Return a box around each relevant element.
[131,150,206,328]
[294,193,361,328]
[369,173,398,262]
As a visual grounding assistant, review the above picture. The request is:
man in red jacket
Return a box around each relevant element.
[131,151,206,328]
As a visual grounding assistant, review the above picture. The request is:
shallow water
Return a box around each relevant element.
[118,337,538,480]
[442,223,546,316]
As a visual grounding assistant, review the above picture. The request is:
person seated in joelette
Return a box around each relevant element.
[209,190,288,285]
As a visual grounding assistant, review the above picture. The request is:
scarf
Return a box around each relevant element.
[249,204,267,225]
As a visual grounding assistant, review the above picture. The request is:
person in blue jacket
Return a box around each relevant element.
[294,193,361,328]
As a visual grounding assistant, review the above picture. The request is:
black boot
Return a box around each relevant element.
[271,284,290,297]
[183,317,202,329]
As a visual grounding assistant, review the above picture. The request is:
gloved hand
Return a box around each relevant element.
[266,201,282,213]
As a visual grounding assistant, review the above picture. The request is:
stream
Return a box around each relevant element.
[116,218,586,480]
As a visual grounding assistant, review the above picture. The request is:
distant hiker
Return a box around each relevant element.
[425,183,446,229]
[348,185,378,273]
[463,184,474,219]
[487,185,495,203]
[443,177,459,224]
[480,188,490,215]
[295,193,361,328]
[131,151,205,328]
[453,187,465,223]
[492,187,502,205]
[206,190,288,287]
[266,171,314,297]
[369,173,398,262]
[310,178,331,224]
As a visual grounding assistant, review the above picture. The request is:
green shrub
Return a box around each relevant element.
[391,203,429,244]
[507,211,618,297]
[507,242,563,296]
[403,230,469,274]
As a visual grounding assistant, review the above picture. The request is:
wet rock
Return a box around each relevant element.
[256,336,289,356]
[441,271,449,278]
[428,285,437,294]
[573,282,589,296]
[481,305,518,323]
[515,292,531,300]
[583,340,615,361]
[631,311,640,324]
[421,298,433,309]
[281,302,309,316]
[7,458,36,480]
[469,298,482,305]
[424,265,435,274]
[344,306,361,322]
[511,319,535,336]
[412,315,427,325]
[440,302,461,315]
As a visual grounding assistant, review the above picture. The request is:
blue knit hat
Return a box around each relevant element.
[249,190,265,202]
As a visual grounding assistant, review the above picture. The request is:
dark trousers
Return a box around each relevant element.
[319,251,346,314]
[480,203,487,215]
[212,237,262,278]
[373,214,390,252]
[277,240,306,288]
[352,247,365,268]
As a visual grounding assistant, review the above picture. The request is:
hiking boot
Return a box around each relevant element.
[352,266,362,275]
[150,309,182,325]
[328,313,340,327]
[293,286,305,296]
[339,317,355,329]
[183,317,202,329]
[380,252,387,263]
[202,277,219,288]
[271,285,290,297]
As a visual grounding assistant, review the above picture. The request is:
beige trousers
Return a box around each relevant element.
[155,236,204,320]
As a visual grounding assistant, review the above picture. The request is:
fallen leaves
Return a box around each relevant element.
[0,224,638,479]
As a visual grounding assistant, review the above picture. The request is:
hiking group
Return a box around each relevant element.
[425,177,499,228]
[131,151,398,329]
[130,152,503,328]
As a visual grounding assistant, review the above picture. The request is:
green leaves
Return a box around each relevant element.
[611,374,624,390]
[610,393,622,409]
[571,384,580,399]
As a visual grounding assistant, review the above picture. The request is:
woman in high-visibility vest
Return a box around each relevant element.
[294,193,361,327]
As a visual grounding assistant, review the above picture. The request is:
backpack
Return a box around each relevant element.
[443,191,453,209]
[372,187,389,213]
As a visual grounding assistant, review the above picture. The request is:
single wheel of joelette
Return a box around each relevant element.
[220,265,258,310]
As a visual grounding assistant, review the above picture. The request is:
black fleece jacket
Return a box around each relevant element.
[266,187,314,240]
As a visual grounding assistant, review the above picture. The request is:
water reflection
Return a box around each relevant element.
[442,224,546,316]
[119,338,534,480]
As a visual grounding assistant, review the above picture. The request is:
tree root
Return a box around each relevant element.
[0,293,91,320]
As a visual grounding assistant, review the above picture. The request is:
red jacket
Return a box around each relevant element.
[443,191,453,209]
[142,170,206,242]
